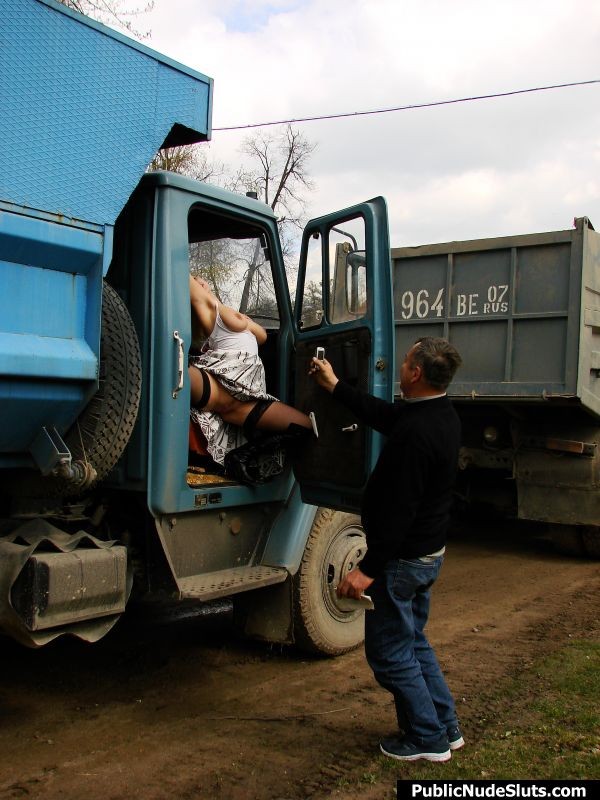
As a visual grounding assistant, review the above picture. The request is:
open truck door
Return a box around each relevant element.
[292,197,394,512]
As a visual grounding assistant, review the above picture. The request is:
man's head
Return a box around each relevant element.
[400,337,462,397]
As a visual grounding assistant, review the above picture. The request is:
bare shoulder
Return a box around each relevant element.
[189,276,217,336]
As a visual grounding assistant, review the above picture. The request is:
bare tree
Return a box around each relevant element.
[148,145,240,301]
[152,128,317,319]
[149,145,224,182]
[57,0,153,38]
[148,127,316,320]
[241,125,315,226]
[238,125,316,312]
[299,280,324,329]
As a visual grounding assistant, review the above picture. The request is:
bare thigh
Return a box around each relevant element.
[188,366,311,430]
[189,366,263,428]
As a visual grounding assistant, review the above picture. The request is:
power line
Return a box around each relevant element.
[213,79,600,132]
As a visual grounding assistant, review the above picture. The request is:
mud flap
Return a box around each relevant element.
[0,519,132,647]
[233,577,294,646]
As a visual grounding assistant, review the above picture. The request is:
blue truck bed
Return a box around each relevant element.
[0,0,213,464]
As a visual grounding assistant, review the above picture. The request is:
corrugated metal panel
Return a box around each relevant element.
[392,218,600,416]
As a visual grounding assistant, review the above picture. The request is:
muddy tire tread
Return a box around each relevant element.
[293,508,365,657]
[66,282,142,485]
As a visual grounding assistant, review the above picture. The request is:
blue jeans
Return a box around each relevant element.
[364,555,458,746]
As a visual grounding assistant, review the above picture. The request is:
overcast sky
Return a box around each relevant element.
[142,0,600,248]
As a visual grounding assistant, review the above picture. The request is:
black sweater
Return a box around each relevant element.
[333,381,461,578]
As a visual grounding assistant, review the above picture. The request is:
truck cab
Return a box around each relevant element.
[101,172,393,647]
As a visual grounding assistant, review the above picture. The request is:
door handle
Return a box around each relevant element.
[172,330,184,399]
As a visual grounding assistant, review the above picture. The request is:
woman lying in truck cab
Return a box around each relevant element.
[188,275,312,480]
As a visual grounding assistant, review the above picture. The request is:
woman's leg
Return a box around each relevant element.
[189,366,246,421]
[188,366,311,432]
[251,400,311,432]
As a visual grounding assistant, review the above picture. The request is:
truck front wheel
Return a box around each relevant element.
[293,508,367,656]
[548,524,600,559]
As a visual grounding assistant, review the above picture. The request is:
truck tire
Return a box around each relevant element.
[582,527,600,559]
[293,508,367,656]
[4,283,141,500]
[62,282,142,490]
[548,525,585,557]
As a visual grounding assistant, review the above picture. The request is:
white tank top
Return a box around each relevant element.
[205,304,258,356]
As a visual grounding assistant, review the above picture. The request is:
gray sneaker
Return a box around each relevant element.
[447,726,465,751]
[380,735,451,762]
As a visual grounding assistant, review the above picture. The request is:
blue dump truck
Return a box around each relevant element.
[0,0,394,648]
[3,1,597,651]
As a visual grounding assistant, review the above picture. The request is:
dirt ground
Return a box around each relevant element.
[0,523,598,800]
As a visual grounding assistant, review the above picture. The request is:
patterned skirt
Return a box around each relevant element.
[189,348,283,472]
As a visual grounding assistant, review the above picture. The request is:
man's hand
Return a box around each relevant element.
[336,567,374,600]
[309,357,339,393]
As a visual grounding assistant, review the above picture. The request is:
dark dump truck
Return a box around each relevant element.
[0,0,395,648]
[392,216,600,559]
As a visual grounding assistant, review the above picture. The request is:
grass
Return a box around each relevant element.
[344,638,600,794]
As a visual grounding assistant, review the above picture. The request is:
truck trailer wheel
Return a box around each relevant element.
[582,527,600,559]
[62,282,142,490]
[548,524,585,557]
[548,524,600,559]
[293,508,367,656]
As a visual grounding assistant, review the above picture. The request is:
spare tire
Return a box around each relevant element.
[60,281,142,492]
[4,282,142,500]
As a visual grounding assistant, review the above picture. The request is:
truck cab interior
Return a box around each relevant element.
[186,205,284,484]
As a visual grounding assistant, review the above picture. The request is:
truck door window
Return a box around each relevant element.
[188,208,278,322]
[298,215,367,327]
[299,233,324,329]
[329,218,367,323]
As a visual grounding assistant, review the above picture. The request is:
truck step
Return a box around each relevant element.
[186,467,237,487]
[178,565,288,601]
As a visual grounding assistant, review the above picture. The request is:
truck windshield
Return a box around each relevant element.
[188,207,278,322]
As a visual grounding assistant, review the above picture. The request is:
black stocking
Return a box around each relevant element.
[245,400,312,437]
